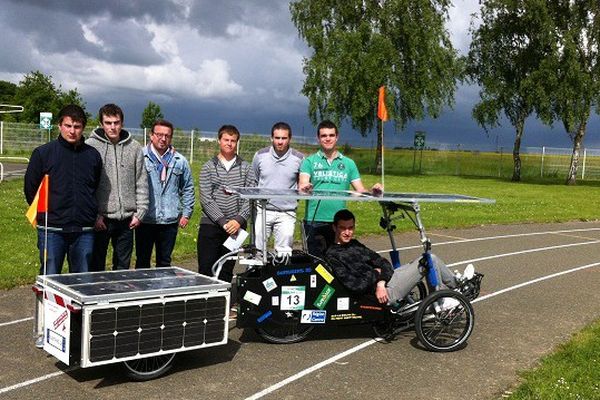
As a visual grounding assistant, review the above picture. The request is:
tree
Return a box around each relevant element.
[141,101,164,129]
[290,0,461,173]
[528,1,600,185]
[10,71,87,124]
[0,80,18,121]
[468,0,552,181]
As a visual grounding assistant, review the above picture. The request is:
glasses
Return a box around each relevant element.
[153,133,172,140]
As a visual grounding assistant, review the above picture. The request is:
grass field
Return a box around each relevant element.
[2,173,599,289]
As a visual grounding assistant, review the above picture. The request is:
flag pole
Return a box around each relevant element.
[381,119,385,189]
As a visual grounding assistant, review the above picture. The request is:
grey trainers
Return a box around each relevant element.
[35,335,44,349]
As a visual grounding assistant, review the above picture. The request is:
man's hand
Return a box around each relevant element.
[223,219,241,236]
[371,183,384,195]
[298,182,313,193]
[129,216,141,229]
[94,215,107,231]
[375,280,389,304]
[179,216,189,228]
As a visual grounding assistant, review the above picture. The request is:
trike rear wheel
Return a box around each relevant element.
[415,290,474,352]
[256,312,314,344]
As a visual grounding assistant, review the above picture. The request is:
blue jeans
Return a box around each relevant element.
[37,229,94,275]
[135,223,179,268]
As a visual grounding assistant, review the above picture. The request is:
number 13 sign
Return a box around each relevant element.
[280,286,306,310]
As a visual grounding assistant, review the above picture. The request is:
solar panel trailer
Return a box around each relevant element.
[33,267,230,380]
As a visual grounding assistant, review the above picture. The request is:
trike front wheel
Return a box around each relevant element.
[123,353,176,381]
[415,290,474,352]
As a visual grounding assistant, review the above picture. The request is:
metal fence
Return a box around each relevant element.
[1,121,599,181]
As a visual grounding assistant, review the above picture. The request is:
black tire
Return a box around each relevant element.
[415,290,474,352]
[256,313,315,344]
[123,353,176,381]
[372,281,428,337]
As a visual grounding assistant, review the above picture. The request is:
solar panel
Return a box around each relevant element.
[226,187,495,204]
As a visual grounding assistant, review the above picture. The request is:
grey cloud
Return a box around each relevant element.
[6,0,185,23]
[187,1,298,38]
[1,1,165,66]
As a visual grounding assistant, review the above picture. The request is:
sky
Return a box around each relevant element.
[0,0,598,150]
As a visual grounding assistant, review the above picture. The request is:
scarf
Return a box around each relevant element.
[148,144,175,183]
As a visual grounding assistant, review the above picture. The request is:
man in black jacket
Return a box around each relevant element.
[24,104,102,275]
[325,209,459,305]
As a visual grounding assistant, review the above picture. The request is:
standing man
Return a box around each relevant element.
[86,104,148,271]
[298,120,381,257]
[198,125,256,283]
[135,119,195,268]
[24,104,102,275]
[252,122,304,255]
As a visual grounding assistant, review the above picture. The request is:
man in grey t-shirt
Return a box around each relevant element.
[252,122,304,255]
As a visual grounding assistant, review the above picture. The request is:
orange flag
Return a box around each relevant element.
[26,174,49,227]
[377,86,389,122]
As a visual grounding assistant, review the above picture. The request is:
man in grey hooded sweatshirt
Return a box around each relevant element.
[86,104,148,270]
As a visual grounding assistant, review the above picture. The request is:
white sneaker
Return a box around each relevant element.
[463,264,475,281]
[35,335,44,349]
[439,297,460,311]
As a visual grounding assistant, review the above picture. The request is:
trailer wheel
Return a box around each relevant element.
[123,353,176,381]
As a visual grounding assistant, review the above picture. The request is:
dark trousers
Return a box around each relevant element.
[90,217,133,271]
[135,222,179,268]
[303,221,334,259]
[197,223,236,283]
[37,230,94,275]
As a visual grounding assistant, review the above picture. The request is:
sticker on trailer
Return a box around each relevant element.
[310,274,317,288]
[44,291,70,365]
[262,277,277,292]
[280,286,306,310]
[243,290,262,306]
[271,296,279,306]
[301,310,327,324]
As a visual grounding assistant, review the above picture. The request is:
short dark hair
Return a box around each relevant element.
[218,124,240,140]
[333,209,355,225]
[271,121,292,137]
[317,120,338,136]
[57,104,87,127]
[152,119,174,135]
[99,103,124,124]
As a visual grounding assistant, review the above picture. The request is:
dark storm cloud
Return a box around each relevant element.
[1,0,169,66]
[187,1,300,39]
[6,0,185,22]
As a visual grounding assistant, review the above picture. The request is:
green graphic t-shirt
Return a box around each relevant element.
[299,150,361,222]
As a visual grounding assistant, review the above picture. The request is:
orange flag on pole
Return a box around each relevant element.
[26,174,49,227]
[377,86,389,122]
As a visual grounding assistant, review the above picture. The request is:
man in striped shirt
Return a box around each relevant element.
[197,125,256,282]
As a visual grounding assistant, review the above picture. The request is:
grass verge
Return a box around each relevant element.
[506,319,600,399]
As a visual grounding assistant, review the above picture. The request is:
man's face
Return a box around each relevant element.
[219,132,238,158]
[59,116,84,144]
[333,218,355,244]
[272,128,291,154]
[317,127,338,152]
[101,114,122,143]
[150,125,172,154]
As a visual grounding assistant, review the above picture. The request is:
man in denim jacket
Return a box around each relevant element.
[135,119,195,268]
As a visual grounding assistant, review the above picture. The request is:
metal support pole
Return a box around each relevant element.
[0,121,3,155]
[143,128,147,146]
[540,146,545,178]
[190,129,194,165]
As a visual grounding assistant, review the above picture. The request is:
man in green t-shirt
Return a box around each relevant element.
[299,120,381,257]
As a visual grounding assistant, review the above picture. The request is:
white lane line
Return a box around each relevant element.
[0,316,32,327]
[244,261,600,400]
[446,240,600,267]
[472,261,600,304]
[0,371,66,395]
[379,227,600,252]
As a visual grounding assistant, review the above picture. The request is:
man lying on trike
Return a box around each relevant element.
[225,188,488,352]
